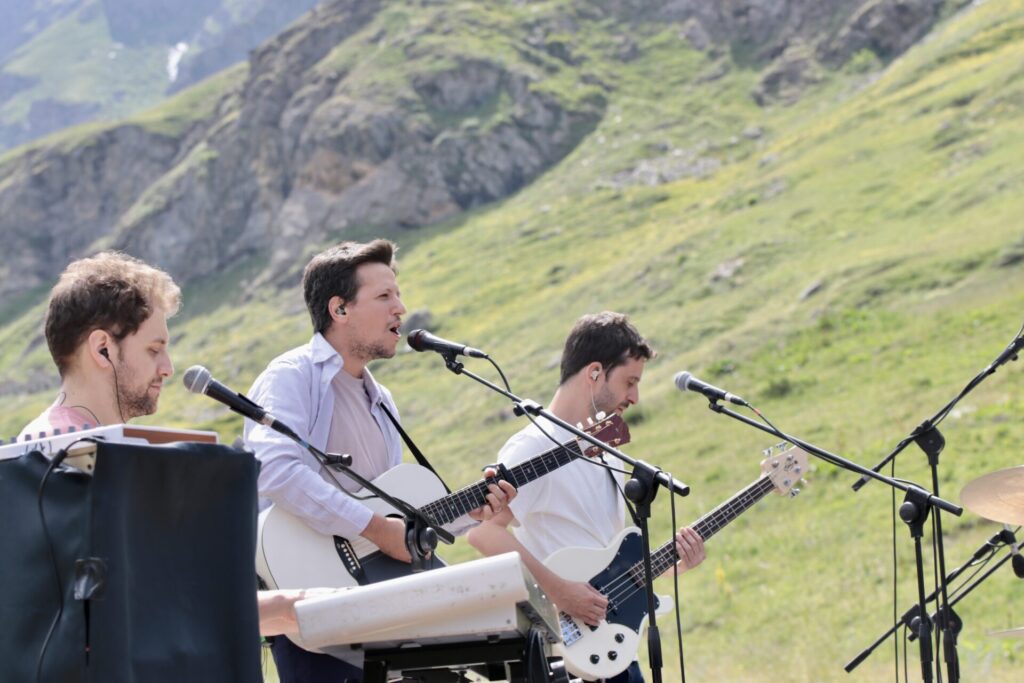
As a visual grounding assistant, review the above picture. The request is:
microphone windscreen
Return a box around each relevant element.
[674,371,693,391]
[183,365,211,394]
[406,329,428,352]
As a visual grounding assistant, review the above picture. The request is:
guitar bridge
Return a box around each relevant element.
[334,537,366,584]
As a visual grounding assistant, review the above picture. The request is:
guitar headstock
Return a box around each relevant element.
[760,442,808,496]
[577,413,631,457]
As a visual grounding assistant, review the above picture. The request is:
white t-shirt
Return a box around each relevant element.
[499,421,626,561]
[325,369,392,493]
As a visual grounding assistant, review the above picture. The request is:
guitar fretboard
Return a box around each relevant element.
[642,475,777,581]
[417,439,587,525]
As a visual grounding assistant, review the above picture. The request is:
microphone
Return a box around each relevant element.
[407,329,487,359]
[183,365,299,440]
[674,371,747,406]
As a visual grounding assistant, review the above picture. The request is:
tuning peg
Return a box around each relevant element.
[790,488,801,498]
[576,422,583,429]
[595,411,606,420]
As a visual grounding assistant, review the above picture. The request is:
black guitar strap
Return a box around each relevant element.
[606,463,641,527]
[379,403,451,493]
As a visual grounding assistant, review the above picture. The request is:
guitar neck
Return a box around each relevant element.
[647,475,777,579]
[417,440,585,526]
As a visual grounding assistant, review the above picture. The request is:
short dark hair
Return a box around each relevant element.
[559,312,655,384]
[302,239,397,333]
[45,251,181,377]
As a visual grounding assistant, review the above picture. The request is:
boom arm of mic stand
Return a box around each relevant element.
[440,356,690,496]
[705,402,962,516]
[853,334,1024,492]
[280,427,455,546]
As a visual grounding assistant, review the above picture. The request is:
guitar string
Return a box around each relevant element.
[588,477,776,612]
[595,478,774,609]
[417,440,588,522]
[415,420,626,522]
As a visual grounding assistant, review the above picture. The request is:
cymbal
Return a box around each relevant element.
[989,627,1024,638]
[961,466,1024,526]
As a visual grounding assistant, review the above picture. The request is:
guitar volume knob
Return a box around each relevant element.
[590,654,601,664]
[608,651,618,661]
[614,633,625,643]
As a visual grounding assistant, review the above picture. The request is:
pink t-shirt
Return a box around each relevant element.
[19,405,96,440]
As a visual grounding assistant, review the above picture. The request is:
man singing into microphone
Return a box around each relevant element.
[244,239,515,682]
[468,312,706,683]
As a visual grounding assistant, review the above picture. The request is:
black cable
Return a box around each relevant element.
[108,349,126,423]
[892,459,900,683]
[486,355,512,394]
[34,442,80,683]
[931,513,943,683]
[669,472,686,683]
[903,627,910,683]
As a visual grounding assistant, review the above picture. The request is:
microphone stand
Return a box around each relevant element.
[699,398,961,683]
[846,529,1017,673]
[438,352,689,683]
[258,415,454,567]
[848,332,1024,682]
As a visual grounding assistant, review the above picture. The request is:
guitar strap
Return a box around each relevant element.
[606,464,641,527]
[379,402,451,493]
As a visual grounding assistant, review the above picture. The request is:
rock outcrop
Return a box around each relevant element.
[0,0,956,302]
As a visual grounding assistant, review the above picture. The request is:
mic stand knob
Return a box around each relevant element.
[406,517,439,573]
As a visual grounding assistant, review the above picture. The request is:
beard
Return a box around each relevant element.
[115,358,159,419]
[350,337,397,363]
[593,384,626,417]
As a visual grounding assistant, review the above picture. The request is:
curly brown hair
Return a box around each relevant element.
[45,251,181,376]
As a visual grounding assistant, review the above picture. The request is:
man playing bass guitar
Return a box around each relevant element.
[468,312,705,683]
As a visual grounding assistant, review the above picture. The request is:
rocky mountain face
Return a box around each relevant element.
[0,0,957,305]
[0,0,321,151]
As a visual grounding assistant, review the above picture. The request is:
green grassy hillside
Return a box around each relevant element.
[4,0,1024,680]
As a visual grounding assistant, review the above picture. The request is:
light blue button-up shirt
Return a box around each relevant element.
[243,333,403,539]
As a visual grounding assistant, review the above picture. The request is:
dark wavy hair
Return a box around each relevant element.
[559,312,655,384]
[302,239,397,333]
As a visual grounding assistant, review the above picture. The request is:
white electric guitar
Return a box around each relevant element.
[256,415,630,591]
[546,444,808,680]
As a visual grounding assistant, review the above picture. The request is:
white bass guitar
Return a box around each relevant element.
[546,444,808,680]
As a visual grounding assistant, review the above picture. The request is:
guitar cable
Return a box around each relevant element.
[34,437,93,683]
[668,471,687,683]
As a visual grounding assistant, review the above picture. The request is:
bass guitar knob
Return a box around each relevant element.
[614,633,625,644]
[608,651,618,661]
[590,654,600,664]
